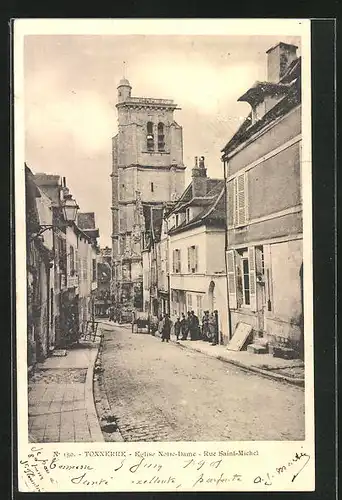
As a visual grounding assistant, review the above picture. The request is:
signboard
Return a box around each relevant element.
[227,322,253,351]
[67,275,79,288]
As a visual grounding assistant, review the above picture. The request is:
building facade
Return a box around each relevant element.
[141,203,173,321]
[111,78,186,315]
[222,42,303,357]
[26,166,54,367]
[166,157,230,343]
[76,213,100,332]
[29,172,100,359]
[94,247,112,317]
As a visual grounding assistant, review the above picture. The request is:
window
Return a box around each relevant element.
[151,182,154,192]
[227,247,257,310]
[173,248,181,273]
[82,257,88,280]
[92,258,97,282]
[187,245,198,273]
[233,173,248,227]
[157,122,165,151]
[58,238,67,274]
[147,122,154,151]
[196,295,203,319]
[175,214,179,227]
[69,245,75,276]
[242,257,250,305]
[186,207,191,222]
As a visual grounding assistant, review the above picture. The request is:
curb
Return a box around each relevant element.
[170,338,305,388]
[84,339,105,442]
[94,341,125,443]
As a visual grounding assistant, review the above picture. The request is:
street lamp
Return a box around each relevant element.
[29,194,79,241]
[61,194,79,223]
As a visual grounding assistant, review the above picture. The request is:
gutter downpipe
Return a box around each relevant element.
[223,157,232,342]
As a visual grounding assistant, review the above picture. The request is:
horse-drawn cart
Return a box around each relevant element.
[132,311,150,334]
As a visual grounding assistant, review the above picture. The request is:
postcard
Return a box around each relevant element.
[14,18,314,492]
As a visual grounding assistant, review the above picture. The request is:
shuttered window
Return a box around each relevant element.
[248,246,257,311]
[173,249,181,273]
[187,245,198,273]
[226,249,237,309]
[234,173,248,227]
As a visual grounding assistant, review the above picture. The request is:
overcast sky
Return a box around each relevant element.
[24,34,301,247]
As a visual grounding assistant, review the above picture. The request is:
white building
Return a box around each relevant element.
[166,157,230,344]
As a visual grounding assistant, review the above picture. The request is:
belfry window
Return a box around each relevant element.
[158,122,165,151]
[147,121,154,151]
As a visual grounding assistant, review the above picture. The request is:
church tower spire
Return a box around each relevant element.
[117,63,132,103]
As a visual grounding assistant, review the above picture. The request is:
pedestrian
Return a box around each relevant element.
[161,314,171,342]
[180,313,187,340]
[201,311,210,341]
[184,311,191,340]
[174,317,181,340]
[158,314,164,338]
[208,312,218,345]
[190,310,200,341]
[109,306,115,322]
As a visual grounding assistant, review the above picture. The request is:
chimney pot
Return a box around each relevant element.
[266,42,298,83]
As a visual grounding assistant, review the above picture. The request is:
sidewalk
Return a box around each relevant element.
[28,339,104,443]
[153,331,304,387]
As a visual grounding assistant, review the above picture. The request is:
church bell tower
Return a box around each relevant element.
[111,77,186,312]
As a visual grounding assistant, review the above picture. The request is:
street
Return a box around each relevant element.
[99,324,305,442]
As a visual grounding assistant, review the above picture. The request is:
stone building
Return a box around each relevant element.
[221,42,303,357]
[111,77,186,314]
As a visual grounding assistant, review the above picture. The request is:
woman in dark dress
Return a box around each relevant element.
[161,314,171,342]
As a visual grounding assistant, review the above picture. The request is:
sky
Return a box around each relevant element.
[24,34,301,247]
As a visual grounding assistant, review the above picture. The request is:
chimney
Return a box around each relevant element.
[266,42,298,83]
[192,155,208,197]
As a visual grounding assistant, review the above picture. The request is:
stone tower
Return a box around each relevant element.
[111,78,185,312]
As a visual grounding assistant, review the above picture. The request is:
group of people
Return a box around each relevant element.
[158,310,219,345]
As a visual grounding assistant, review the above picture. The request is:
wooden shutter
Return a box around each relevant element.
[248,246,257,311]
[244,172,249,222]
[233,178,237,226]
[178,249,181,273]
[237,173,246,226]
[187,247,191,272]
[226,249,237,309]
[194,246,198,272]
[172,249,175,273]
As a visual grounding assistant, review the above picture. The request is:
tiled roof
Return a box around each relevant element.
[169,181,226,235]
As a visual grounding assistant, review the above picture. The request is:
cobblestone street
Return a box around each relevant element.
[100,324,305,442]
